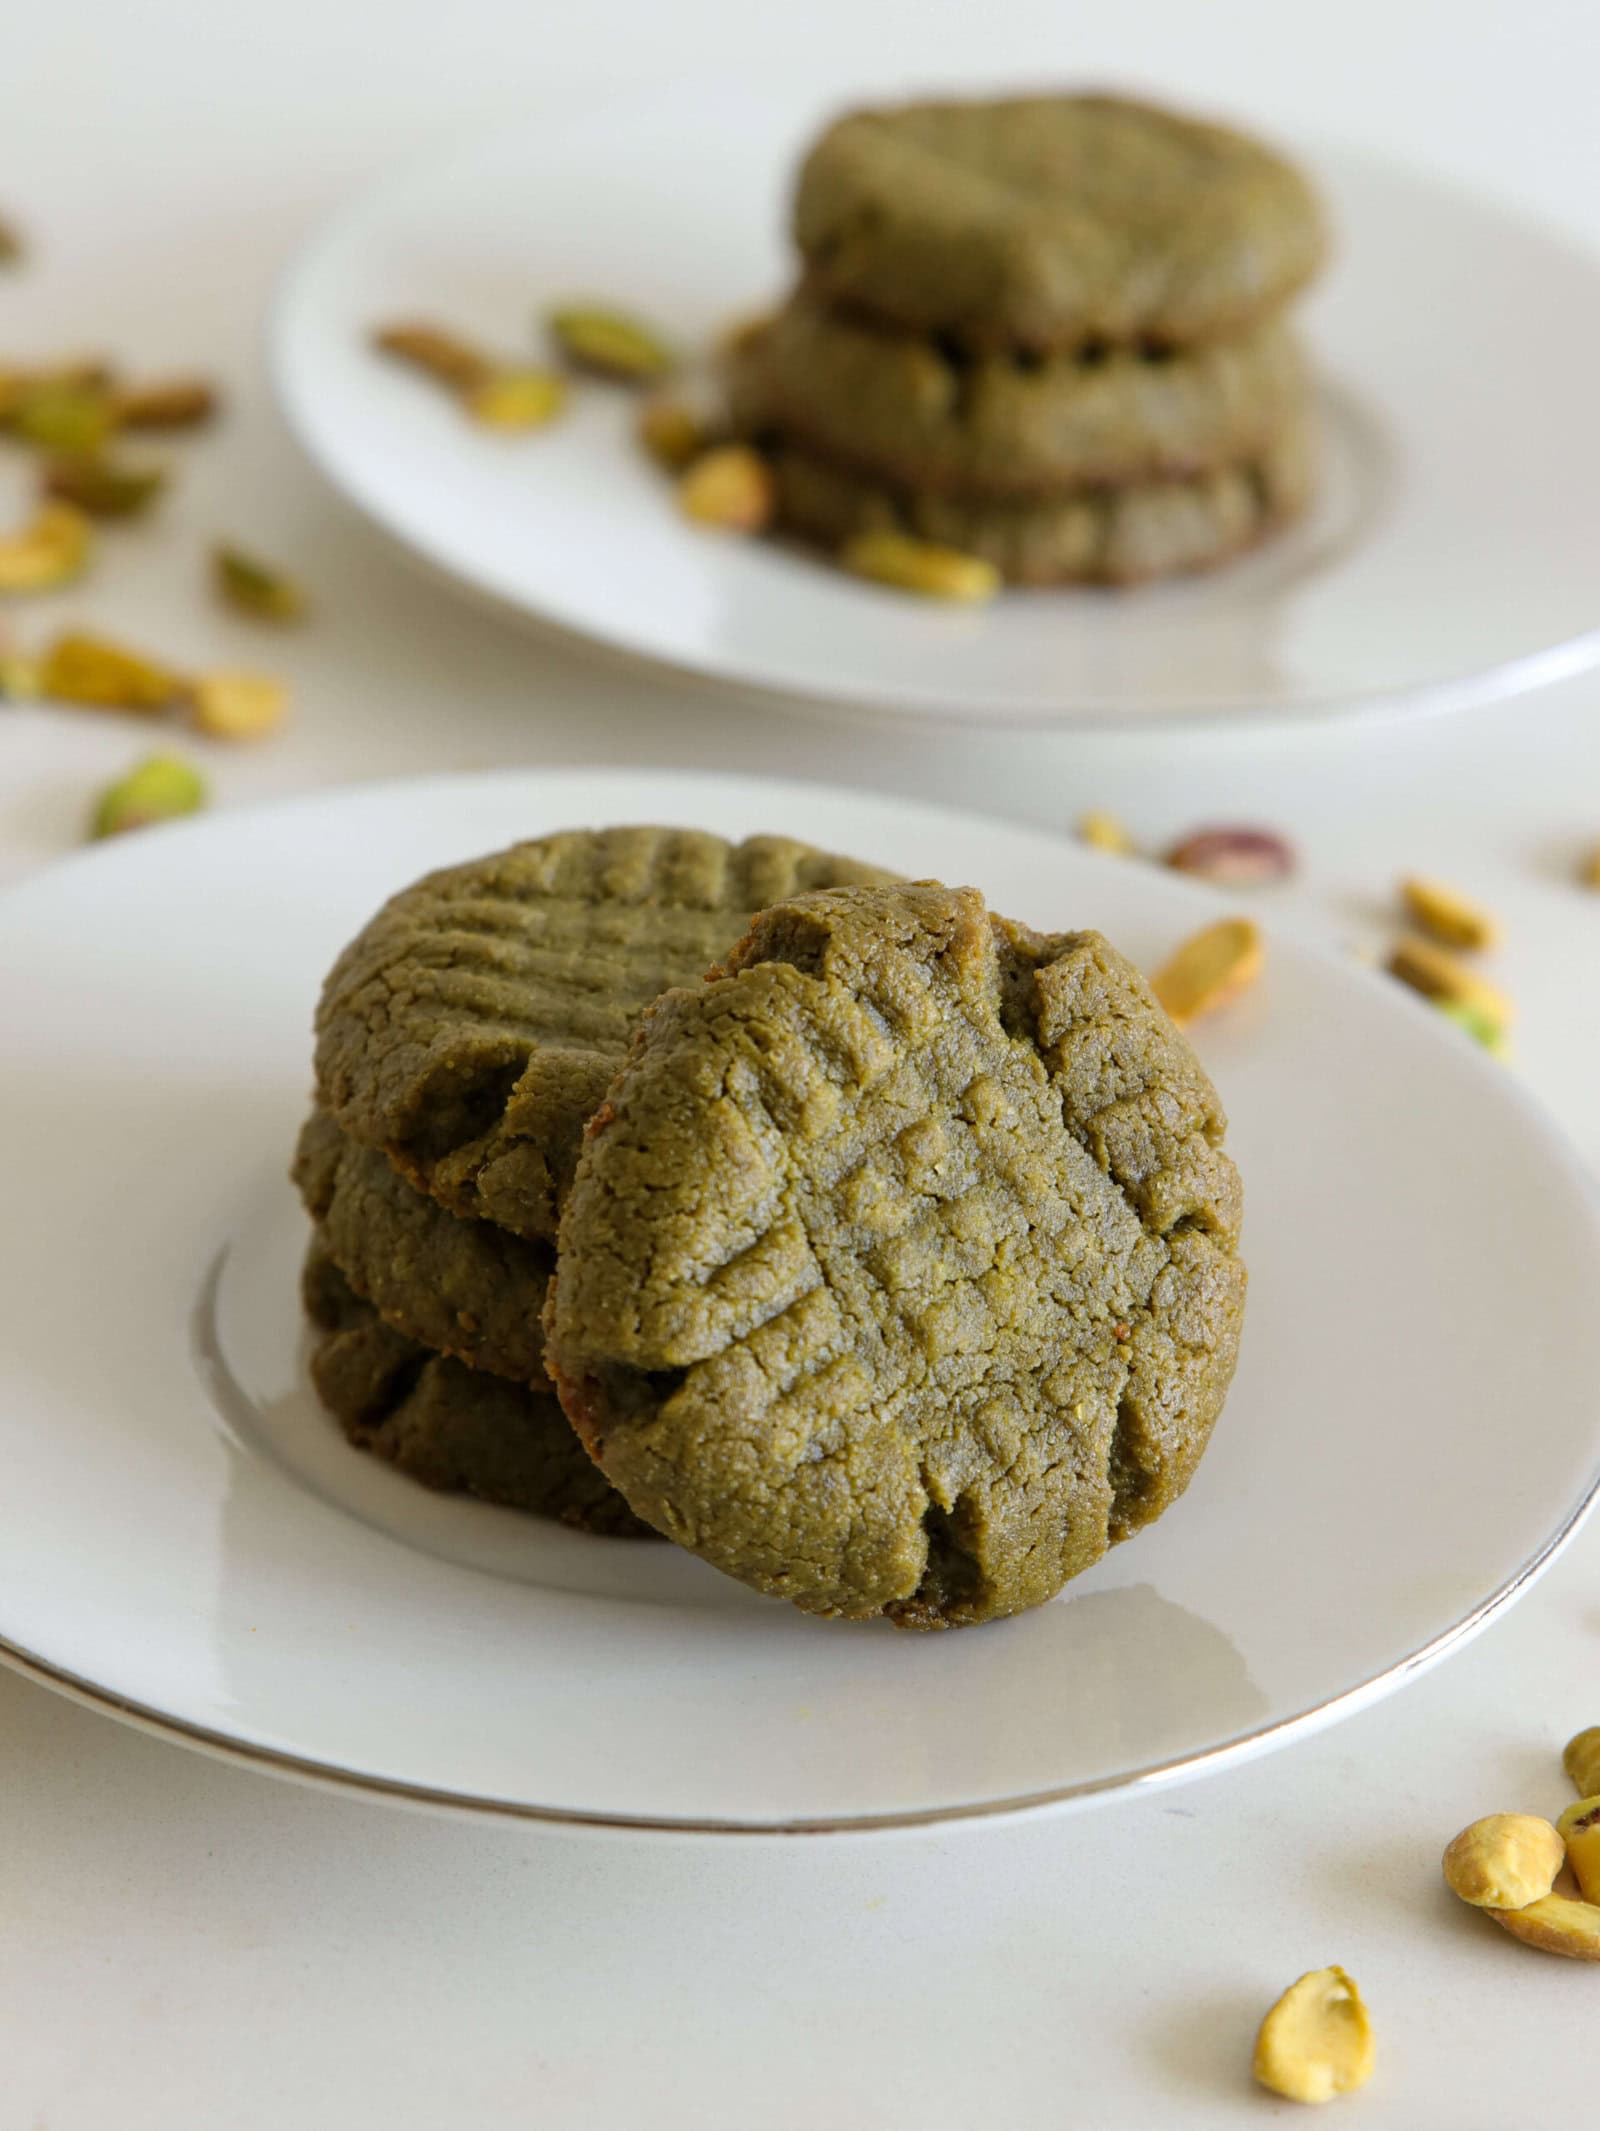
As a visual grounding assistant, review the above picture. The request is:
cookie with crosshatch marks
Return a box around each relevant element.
[793,91,1326,352]
[302,1240,655,1536]
[761,417,1315,587]
[292,1107,551,1382]
[545,879,1246,1628]
[313,826,899,1242]
[736,289,1310,496]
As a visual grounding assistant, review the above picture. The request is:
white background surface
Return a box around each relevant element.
[3,2,1599,2122]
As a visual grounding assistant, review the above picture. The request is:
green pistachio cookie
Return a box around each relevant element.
[546,880,1245,1628]
[794,91,1326,351]
[314,827,897,1241]
[292,1108,551,1382]
[763,416,1316,586]
[737,291,1310,495]
[302,1241,655,1536]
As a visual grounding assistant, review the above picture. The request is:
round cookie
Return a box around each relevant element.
[314,826,897,1241]
[293,1108,550,1382]
[545,880,1246,1628]
[763,418,1316,587]
[302,1242,655,1536]
[738,292,1310,495]
[793,92,1326,352]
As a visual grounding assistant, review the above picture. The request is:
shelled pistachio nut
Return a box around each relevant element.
[677,445,774,533]
[1399,874,1499,951]
[214,545,305,623]
[1150,916,1264,1027]
[90,753,206,838]
[547,304,675,383]
[840,530,998,604]
[1252,1967,1375,2105]
[1565,1728,1600,1798]
[1491,1895,1600,1962]
[39,630,179,711]
[0,503,94,593]
[1557,1798,1600,1905]
[1077,810,1135,856]
[186,671,289,740]
[1442,1814,1565,1910]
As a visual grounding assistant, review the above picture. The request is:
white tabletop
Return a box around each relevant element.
[4,4,1599,2121]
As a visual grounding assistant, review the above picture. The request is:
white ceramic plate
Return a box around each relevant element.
[3,768,1598,1834]
[271,89,1600,729]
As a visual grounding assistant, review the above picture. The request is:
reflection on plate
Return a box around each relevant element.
[272,89,1600,728]
[2,768,1598,1831]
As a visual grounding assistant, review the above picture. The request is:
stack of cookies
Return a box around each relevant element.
[295,825,1247,1629]
[295,826,894,1538]
[732,92,1328,586]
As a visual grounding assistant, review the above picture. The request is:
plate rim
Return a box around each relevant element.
[5,763,1600,1836]
[267,96,1600,732]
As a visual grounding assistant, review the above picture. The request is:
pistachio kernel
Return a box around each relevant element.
[841,530,999,603]
[463,367,568,430]
[637,398,709,472]
[373,321,493,394]
[0,503,94,594]
[1557,1798,1600,1906]
[1399,874,1500,951]
[0,651,40,699]
[1166,826,1296,885]
[186,671,289,741]
[0,359,113,424]
[1077,810,1136,856]
[1149,916,1264,1027]
[111,378,218,430]
[1581,846,1600,891]
[1436,997,1511,1057]
[547,304,676,383]
[7,379,115,455]
[1491,1895,1600,1962]
[0,215,22,265]
[214,544,305,624]
[1388,934,1513,1032]
[39,629,179,711]
[1442,1814,1565,1910]
[717,311,775,365]
[90,753,206,838]
[677,445,775,534]
[1565,1728,1600,1798]
[1252,1967,1375,2105]
[43,453,168,519]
